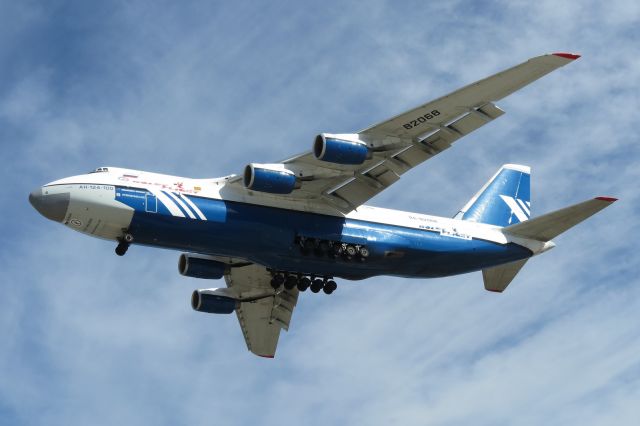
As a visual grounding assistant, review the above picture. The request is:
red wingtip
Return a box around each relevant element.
[553,52,581,60]
[258,354,275,358]
[595,196,618,202]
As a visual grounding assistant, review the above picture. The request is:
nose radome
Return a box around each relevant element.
[29,187,70,222]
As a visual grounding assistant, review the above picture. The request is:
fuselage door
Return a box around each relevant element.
[145,192,158,213]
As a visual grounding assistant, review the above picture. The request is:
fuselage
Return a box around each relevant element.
[30,166,547,280]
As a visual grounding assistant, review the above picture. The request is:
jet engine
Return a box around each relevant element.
[243,163,297,194]
[191,288,238,314]
[178,254,227,279]
[313,134,369,165]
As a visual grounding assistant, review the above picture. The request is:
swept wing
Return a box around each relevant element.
[229,53,579,213]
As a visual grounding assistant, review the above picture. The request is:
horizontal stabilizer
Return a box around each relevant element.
[483,259,528,293]
[504,197,617,242]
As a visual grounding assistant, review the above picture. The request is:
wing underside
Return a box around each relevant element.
[226,53,579,213]
[224,264,298,358]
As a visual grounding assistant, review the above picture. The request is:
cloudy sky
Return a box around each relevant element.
[1,0,639,424]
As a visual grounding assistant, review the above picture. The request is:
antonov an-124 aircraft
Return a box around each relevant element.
[30,53,616,357]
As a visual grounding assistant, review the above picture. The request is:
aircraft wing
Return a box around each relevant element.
[229,53,579,213]
[224,264,299,358]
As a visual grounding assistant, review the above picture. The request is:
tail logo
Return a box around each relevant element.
[499,195,530,223]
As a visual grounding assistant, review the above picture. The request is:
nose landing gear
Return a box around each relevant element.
[115,233,133,256]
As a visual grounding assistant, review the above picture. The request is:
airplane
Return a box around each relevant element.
[29,53,616,358]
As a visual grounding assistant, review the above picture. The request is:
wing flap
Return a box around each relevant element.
[367,166,401,187]
[322,103,505,207]
[331,177,380,209]
[418,103,505,148]
[225,264,299,358]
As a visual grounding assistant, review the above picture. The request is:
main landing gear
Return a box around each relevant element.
[270,271,338,295]
[115,233,134,256]
[295,236,369,262]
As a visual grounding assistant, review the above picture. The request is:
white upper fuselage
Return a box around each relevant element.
[43,166,551,256]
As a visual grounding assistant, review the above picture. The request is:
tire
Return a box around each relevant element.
[270,278,281,290]
[323,280,337,294]
[297,277,311,292]
[310,279,324,293]
[284,276,297,290]
[115,243,128,256]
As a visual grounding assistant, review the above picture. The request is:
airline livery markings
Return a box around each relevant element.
[402,109,441,130]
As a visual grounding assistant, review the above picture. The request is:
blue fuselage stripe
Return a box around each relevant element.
[116,186,532,280]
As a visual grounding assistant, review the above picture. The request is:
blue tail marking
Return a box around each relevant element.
[457,164,531,227]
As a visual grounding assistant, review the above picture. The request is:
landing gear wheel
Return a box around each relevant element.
[123,233,134,243]
[297,277,311,292]
[310,279,324,293]
[345,245,357,257]
[115,241,129,256]
[270,278,281,290]
[284,275,298,290]
[273,274,284,286]
[323,280,337,294]
[358,247,369,258]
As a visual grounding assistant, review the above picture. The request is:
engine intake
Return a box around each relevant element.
[313,134,369,165]
[243,163,297,194]
[191,289,238,314]
[179,254,226,279]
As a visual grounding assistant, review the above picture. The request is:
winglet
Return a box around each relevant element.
[552,52,581,60]
[595,196,618,202]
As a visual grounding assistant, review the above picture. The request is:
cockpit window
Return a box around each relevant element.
[89,167,109,173]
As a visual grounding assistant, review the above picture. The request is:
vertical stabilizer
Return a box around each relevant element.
[455,164,530,227]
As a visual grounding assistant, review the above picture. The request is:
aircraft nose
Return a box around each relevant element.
[29,187,70,222]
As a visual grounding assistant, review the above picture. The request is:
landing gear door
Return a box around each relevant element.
[341,224,370,245]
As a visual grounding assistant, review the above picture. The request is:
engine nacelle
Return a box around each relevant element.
[191,288,238,314]
[313,134,369,165]
[243,163,297,194]
[179,254,226,279]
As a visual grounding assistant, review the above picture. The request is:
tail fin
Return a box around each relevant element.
[455,164,531,227]
[504,196,617,242]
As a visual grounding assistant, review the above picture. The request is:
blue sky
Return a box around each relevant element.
[1,1,639,424]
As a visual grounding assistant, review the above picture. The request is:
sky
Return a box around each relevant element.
[1,0,639,424]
